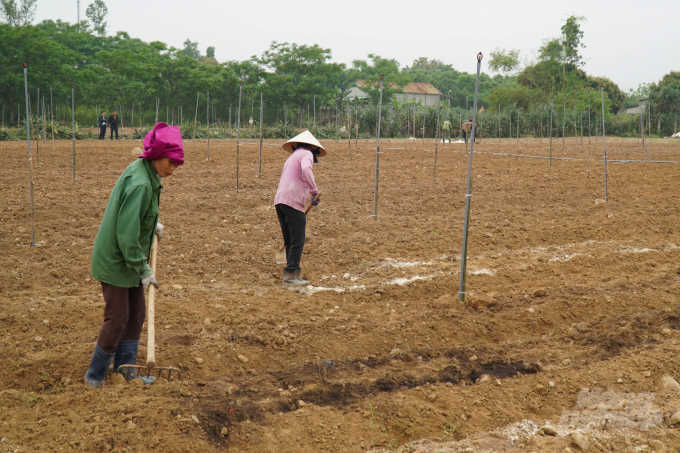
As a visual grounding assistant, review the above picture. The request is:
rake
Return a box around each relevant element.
[117,234,181,381]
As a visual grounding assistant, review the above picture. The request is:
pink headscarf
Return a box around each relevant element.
[140,122,184,165]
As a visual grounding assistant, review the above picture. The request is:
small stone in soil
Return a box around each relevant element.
[194,357,204,364]
[662,375,680,392]
[670,411,680,425]
[571,432,590,451]
[542,426,557,436]
[238,354,248,363]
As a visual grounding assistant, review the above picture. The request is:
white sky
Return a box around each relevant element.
[34,0,680,92]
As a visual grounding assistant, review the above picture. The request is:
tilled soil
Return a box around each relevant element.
[2,136,680,452]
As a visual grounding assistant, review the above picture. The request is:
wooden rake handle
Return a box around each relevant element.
[146,234,159,369]
[278,193,320,252]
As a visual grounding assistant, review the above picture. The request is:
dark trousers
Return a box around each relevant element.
[110,124,118,139]
[96,283,146,353]
[275,203,306,272]
[99,126,106,140]
[461,130,475,143]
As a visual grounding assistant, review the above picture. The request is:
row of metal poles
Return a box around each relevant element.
[14,61,658,308]
[8,90,672,148]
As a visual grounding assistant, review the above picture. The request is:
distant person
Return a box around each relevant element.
[443,120,451,142]
[109,110,119,140]
[99,112,107,140]
[461,121,476,143]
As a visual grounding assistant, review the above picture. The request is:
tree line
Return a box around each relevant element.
[1,3,678,137]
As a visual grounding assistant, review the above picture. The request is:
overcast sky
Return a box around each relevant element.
[34,0,679,92]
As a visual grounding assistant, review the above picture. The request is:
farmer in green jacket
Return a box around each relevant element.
[85,122,184,387]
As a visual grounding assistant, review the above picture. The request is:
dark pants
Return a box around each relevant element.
[275,203,306,272]
[99,126,106,140]
[110,124,118,139]
[461,130,475,143]
[96,283,146,353]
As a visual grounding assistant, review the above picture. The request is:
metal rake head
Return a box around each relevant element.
[115,364,182,382]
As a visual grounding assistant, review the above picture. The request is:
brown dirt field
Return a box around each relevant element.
[2,136,680,452]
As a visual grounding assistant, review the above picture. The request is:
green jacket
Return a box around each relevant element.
[91,159,161,288]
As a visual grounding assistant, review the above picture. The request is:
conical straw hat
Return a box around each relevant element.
[282,130,327,156]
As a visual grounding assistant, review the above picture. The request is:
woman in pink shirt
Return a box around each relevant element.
[274,131,325,287]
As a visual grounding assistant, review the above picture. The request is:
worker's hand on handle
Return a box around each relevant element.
[142,274,159,291]
[155,223,164,242]
[311,193,320,207]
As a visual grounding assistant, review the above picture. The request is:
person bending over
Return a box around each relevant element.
[274,130,325,287]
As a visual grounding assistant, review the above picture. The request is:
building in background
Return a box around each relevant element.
[624,98,648,115]
[348,81,441,106]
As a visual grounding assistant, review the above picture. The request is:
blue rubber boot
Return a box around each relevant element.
[84,344,114,388]
[113,340,155,385]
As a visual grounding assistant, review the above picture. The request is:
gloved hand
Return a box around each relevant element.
[141,274,159,291]
[155,223,164,241]
[311,194,320,206]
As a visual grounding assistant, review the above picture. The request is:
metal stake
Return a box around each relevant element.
[355,103,359,148]
[516,107,520,147]
[648,102,651,161]
[206,90,210,161]
[562,101,566,154]
[601,84,608,201]
[72,85,75,181]
[236,83,242,192]
[23,63,37,245]
[549,98,553,166]
[373,76,384,221]
[193,92,199,149]
[347,98,351,159]
[588,90,590,150]
[459,53,483,303]
[433,86,441,181]
[258,89,263,177]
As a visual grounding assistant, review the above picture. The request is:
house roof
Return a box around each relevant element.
[356,80,439,95]
[402,82,440,95]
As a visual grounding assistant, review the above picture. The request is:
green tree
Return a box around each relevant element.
[410,57,448,71]
[182,39,200,59]
[561,15,586,68]
[488,48,520,75]
[0,23,78,122]
[255,41,344,111]
[347,54,408,104]
[206,46,215,59]
[1,0,37,26]
[85,0,108,37]
[538,38,564,62]
[650,72,680,112]
[559,15,586,87]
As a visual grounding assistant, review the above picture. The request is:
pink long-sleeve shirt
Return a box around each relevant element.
[274,148,319,212]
